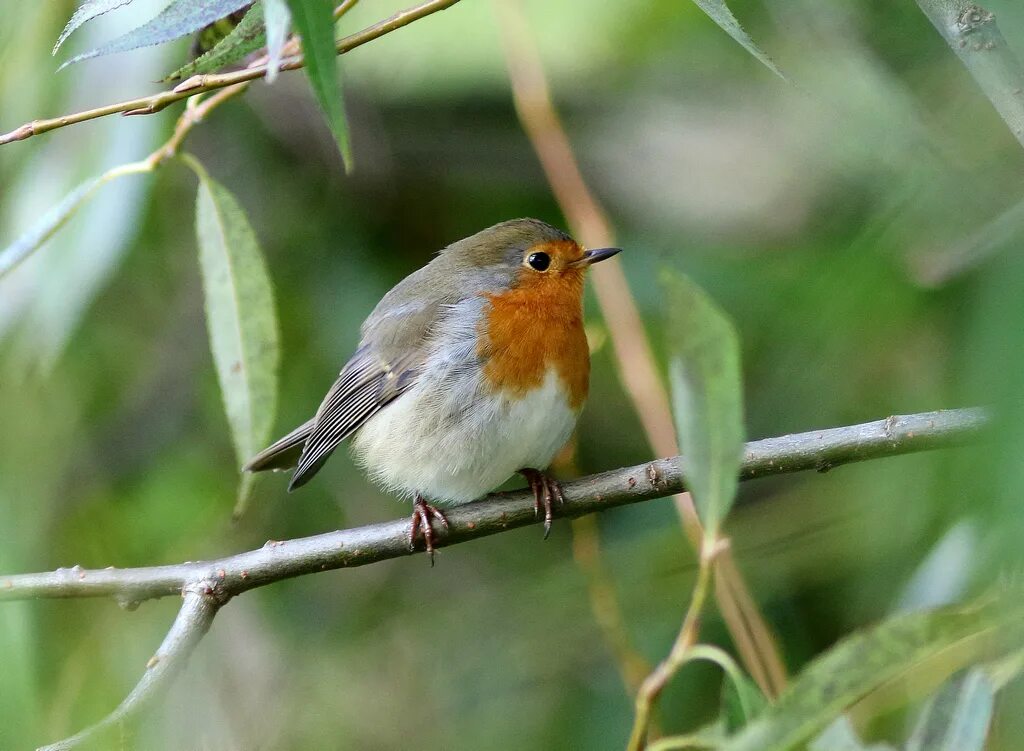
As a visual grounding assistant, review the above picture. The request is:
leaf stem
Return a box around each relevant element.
[626,540,724,751]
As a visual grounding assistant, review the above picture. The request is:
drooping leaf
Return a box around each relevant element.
[722,592,1024,751]
[0,161,150,281]
[166,2,267,81]
[53,0,137,55]
[286,0,351,168]
[916,0,1024,150]
[905,669,995,751]
[721,665,768,734]
[809,717,896,751]
[665,271,745,542]
[263,0,292,82]
[59,0,254,69]
[188,156,280,516]
[690,0,785,80]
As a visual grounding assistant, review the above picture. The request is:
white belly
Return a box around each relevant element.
[350,367,579,505]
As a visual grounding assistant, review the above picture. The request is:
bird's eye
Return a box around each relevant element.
[526,252,551,271]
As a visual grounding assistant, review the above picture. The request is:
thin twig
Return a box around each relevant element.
[38,587,220,751]
[494,0,788,699]
[0,0,461,147]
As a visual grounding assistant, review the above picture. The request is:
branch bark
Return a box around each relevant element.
[2,408,987,605]
[3,408,988,749]
[38,587,220,751]
[916,0,1024,148]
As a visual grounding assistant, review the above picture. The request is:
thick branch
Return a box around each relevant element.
[38,587,220,751]
[1,409,988,605]
[0,0,461,146]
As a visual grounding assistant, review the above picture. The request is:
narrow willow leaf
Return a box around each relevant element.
[647,723,726,751]
[53,0,137,54]
[916,0,1024,148]
[189,157,280,515]
[665,271,744,541]
[905,669,995,751]
[809,717,896,751]
[678,644,767,733]
[286,0,351,168]
[263,0,292,83]
[60,0,254,69]
[691,0,785,80]
[166,2,267,81]
[721,666,768,733]
[0,161,150,280]
[722,593,1024,751]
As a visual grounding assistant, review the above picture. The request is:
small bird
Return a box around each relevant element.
[244,219,620,559]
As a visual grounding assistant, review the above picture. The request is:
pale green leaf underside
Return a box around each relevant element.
[810,717,896,751]
[723,593,1024,751]
[263,0,293,82]
[60,0,254,68]
[665,271,744,541]
[286,0,351,168]
[691,0,785,80]
[0,161,150,280]
[190,157,280,514]
[167,1,268,81]
[53,0,137,55]
[905,669,994,751]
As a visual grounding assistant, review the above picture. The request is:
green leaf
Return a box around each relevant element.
[905,669,995,751]
[665,271,745,541]
[0,161,150,281]
[690,0,785,81]
[188,156,280,516]
[59,0,254,69]
[809,717,896,751]
[263,0,292,83]
[916,0,1024,149]
[721,593,1024,751]
[286,0,351,168]
[166,2,268,81]
[53,0,137,54]
[721,666,768,734]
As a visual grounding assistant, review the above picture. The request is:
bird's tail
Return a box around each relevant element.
[243,419,316,473]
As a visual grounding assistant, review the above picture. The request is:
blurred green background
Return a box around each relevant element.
[3,0,1024,748]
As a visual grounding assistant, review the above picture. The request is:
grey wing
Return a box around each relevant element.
[287,345,421,491]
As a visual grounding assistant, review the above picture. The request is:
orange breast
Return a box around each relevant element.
[477,265,590,410]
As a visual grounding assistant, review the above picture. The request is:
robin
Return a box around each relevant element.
[244,218,620,559]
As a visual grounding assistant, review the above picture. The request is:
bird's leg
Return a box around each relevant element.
[409,495,449,565]
[519,468,565,539]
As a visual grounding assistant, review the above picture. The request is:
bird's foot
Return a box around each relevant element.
[519,468,564,539]
[409,495,449,565]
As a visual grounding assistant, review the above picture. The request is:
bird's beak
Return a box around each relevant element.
[572,247,622,267]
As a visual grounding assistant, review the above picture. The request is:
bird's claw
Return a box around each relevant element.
[520,468,565,539]
[409,496,449,565]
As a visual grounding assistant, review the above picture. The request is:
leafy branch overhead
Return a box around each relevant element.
[51,0,351,165]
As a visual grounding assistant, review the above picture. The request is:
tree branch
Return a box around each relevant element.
[4,408,988,749]
[38,587,220,751]
[2,408,988,606]
[0,0,461,146]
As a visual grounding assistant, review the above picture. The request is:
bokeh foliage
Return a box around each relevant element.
[3,0,1024,748]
